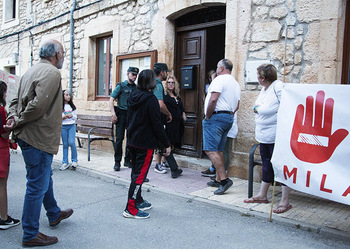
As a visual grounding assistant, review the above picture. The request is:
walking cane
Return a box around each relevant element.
[269,179,277,222]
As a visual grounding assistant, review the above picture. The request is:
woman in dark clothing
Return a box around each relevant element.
[123,69,171,219]
[163,75,187,147]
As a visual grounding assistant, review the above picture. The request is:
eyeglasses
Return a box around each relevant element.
[167,81,175,85]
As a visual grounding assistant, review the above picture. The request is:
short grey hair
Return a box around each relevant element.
[39,41,61,58]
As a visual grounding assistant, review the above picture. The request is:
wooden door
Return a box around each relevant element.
[342,0,350,84]
[175,30,206,157]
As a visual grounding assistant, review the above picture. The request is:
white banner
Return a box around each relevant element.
[271,83,350,205]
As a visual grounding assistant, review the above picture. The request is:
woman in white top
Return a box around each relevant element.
[60,90,78,170]
[244,64,292,214]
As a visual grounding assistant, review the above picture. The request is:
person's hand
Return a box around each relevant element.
[182,113,187,122]
[67,113,73,118]
[163,146,171,157]
[166,113,172,123]
[111,114,118,123]
[4,117,16,131]
[290,90,348,163]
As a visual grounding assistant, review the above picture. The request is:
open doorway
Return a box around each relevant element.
[206,25,225,76]
[174,6,226,157]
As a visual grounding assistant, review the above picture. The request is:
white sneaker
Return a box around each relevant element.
[71,162,77,171]
[154,163,166,174]
[60,163,69,171]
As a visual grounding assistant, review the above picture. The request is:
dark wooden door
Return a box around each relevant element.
[175,30,206,157]
[342,0,350,84]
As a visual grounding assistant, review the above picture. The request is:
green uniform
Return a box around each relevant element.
[110,80,136,164]
[152,78,164,101]
[111,80,136,110]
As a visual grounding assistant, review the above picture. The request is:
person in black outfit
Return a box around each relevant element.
[123,69,171,219]
[160,75,186,178]
[163,75,187,147]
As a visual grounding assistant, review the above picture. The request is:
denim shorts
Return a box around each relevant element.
[203,113,233,151]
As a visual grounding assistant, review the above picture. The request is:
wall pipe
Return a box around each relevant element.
[69,0,77,94]
[28,30,34,66]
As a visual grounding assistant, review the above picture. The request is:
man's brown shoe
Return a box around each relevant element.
[49,209,73,227]
[22,232,58,247]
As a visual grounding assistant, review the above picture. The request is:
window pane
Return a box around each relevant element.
[97,39,107,96]
[5,0,16,21]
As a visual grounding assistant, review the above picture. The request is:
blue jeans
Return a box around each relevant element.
[18,139,61,242]
[61,124,77,164]
[203,113,233,151]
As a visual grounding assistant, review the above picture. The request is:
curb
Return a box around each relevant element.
[52,158,350,243]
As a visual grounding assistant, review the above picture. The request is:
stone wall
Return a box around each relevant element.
[228,0,346,179]
[0,0,347,180]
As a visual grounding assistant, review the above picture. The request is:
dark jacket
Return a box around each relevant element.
[127,89,170,149]
[164,94,185,146]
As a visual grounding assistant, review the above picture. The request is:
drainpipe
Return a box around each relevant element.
[28,30,34,66]
[69,0,77,94]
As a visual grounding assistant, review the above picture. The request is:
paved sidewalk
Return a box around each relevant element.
[53,146,350,240]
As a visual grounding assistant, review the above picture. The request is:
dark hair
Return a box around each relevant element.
[220,59,233,71]
[39,41,61,59]
[153,67,162,76]
[0,81,7,106]
[137,69,156,91]
[257,64,277,83]
[62,90,76,110]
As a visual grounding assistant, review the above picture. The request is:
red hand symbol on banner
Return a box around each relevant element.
[290,91,348,163]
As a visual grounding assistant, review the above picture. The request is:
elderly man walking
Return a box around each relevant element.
[203,59,240,195]
[6,39,73,247]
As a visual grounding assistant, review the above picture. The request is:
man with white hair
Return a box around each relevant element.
[6,39,73,247]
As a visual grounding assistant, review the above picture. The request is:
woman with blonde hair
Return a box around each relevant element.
[158,75,186,178]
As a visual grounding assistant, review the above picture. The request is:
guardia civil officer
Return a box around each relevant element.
[109,67,139,171]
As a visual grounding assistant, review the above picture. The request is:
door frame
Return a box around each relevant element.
[341,0,350,84]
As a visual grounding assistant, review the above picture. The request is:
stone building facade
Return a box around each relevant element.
[1,0,349,180]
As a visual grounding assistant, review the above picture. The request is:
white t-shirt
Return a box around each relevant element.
[62,104,77,125]
[254,80,283,143]
[228,112,238,138]
[204,74,240,116]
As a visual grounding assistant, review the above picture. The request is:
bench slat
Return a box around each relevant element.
[75,133,111,139]
[76,127,112,136]
[76,119,112,128]
[77,114,112,121]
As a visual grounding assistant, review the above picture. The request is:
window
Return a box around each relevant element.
[2,0,19,29]
[115,50,158,83]
[95,35,113,99]
[4,0,16,21]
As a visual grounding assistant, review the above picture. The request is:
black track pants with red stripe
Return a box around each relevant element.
[125,145,154,215]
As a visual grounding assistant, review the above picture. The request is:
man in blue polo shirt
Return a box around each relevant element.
[109,67,139,171]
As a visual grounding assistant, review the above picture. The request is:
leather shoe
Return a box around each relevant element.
[171,168,183,179]
[214,178,233,195]
[22,232,58,247]
[49,209,73,227]
[114,162,121,171]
